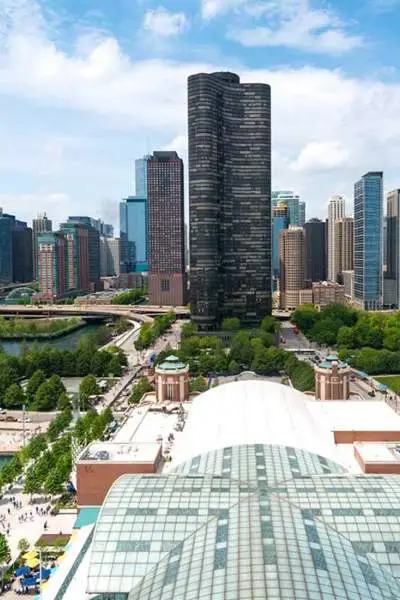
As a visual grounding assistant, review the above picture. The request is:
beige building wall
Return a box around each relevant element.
[335,217,354,281]
[279,226,305,310]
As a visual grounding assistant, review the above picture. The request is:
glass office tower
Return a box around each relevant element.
[354,172,383,310]
[119,196,148,272]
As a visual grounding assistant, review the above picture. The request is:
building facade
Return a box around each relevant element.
[327,195,345,282]
[299,201,306,227]
[60,222,90,294]
[334,217,354,283]
[272,202,288,278]
[119,196,148,272]
[100,236,121,277]
[155,356,189,403]
[12,221,33,283]
[315,355,351,401]
[272,191,300,225]
[68,217,100,290]
[135,155,150,198]
[385,189,400,307]
[189,71,271,329]
[354,172,383,310]
[304,218,326,283]
[37,232,67,299]
[279,226,305,310]
[342,270,354,303]
[148,151,186,306]
[312,281,345,308]
[32,213,52,280]
[0,210,15,284]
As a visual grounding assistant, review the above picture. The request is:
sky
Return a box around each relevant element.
[0,0,400,229]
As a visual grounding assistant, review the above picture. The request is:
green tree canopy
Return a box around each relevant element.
[3,383,25,409]
[31,381,54,411]
[130,377,153,404]
[0,533,11,565]
[26,369,46,403]
[79,375,100,401]
[221,317,241,331]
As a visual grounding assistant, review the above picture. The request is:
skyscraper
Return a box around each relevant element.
[32,213,52,280]
[135,156,151,198]
[327,195,345,282]
[148,151,186,306]
[354,172,383,310]
[68,217,100,290]
[38,232,66,300]
[334,217,354,283]
[13,221,33,283]
[299,202,306,227]
[304,218,326,283]
[119,196,148,272]
[60,222,90,294]
[279,226,306,310]
[189,71,271,329]
[384,190,400,307]
[272,191,300,225]
[272,202,289,278]
[100,236,121,278]
[0,210,15,284]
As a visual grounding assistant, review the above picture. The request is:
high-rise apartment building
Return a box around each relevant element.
[272,191,300,225]
[299,202,306,227]
[60,222,90,294]
[68,217,100,290]
[327,195,345,282]
[384,190,400,307]
[354,172,383,310]
[0,210,15,284]
[279,226,306,310]
[334,217,354,283]
[189,71,271,329]
[272,202,289,278]
[304,218,326,283]
[32,213,52,280]
[135,156,150,198]
[100,236,121,278]
[120,196,148,272]
[148,151,186,306]
[38,232,66,299]
[12,221,33,283]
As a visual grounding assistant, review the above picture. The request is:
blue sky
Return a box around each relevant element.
[1,0,400,228]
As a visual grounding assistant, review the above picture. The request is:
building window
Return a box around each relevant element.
[161,279,170,292]
[166,383,173,400]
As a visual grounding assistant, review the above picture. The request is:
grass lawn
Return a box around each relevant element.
[375,375,400,394]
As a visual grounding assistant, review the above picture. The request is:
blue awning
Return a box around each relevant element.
[15,565,30,577]
[22,576,38,586]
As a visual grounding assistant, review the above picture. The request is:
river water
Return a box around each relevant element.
[1,323,101,356]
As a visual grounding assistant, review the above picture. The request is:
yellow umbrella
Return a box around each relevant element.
[41,581,49,589]
[57,554,65,563]
[22,550,37,560]
[26,557,40,568]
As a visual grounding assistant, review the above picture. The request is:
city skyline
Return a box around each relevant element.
[0,0,400,225]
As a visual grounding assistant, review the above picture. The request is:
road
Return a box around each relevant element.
[280,322,311,350]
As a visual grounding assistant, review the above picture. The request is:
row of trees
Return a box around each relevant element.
[0,317,83,338]
[111,289,145,305]
[134,312,176,351]
[292,303,400,374]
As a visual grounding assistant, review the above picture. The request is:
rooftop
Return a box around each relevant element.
[157,355,187,371]
[77,441,160,464]
[309,400,400,433]
[355,442,400,464]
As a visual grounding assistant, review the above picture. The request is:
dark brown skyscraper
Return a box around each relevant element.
[304,218,327,283]
[148,151,186,306]
[188,71,271,330]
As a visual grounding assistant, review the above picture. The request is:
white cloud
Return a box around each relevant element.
[0,0,400,224]
[215,0,363,55]
[143,6,188,37]
[290,141,350,173]
[201,0,247,19]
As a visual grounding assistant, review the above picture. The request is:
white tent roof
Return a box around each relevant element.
[174,380,339,466]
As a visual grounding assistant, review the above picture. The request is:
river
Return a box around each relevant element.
[0,323,101,356]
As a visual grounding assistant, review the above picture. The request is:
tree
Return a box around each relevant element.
[0,534,10,565]
[23,466,43,497]
[31,381,55,411]
[291,304,319,333]
[228,359,240,375]
[261,316,279,333]
[57,393,72,411]
[181,321,198,339]
[26,369,46,403]
[44,467,65,496]
[108,355,122,377]
[3,383,25,409]
[337,326,355,348]
[17,538,30,554]
[221,317,241,331]
[79,375,99,402]
[189,376,208,393]
[130,377,153,404]
[47,374,66,401]
[24,433,47,460]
